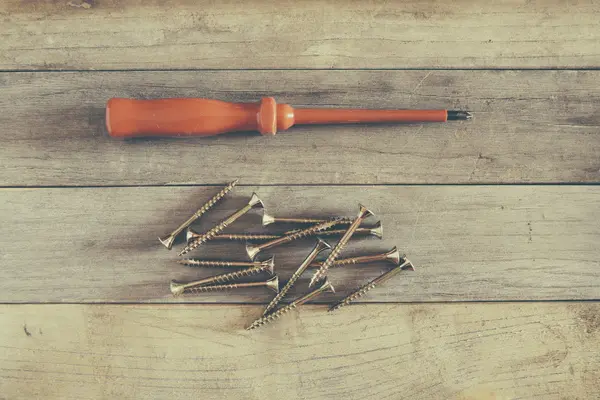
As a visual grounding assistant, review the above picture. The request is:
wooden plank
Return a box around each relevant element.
[2,0,600,70]
[1,185,598,303]
[1,303,598,399]
[2,70,599,186]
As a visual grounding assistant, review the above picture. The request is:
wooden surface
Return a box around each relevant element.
[2,70,600,185]
[2,0,600,70]
[2,0,599,398]
[2,303,599,399]
[1,185,599,303]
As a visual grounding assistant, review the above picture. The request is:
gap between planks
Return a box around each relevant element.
[2,183,600,189]
[4,67,600,73]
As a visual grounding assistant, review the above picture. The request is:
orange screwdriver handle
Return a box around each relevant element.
[105,96,452,139]
[106,97,292,138]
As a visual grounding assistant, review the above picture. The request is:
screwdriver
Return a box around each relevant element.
[106,96,471,139]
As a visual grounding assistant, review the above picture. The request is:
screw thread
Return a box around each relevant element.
[159,180,238,249]
[247,303,297,330]
[311,235,349,282]
[311,213,370,285]
[180,219,231,254]
[207,265,270,285]
[184,283,243,294]
[283,219,340,241]
[274,220,339,247]
[195,179,239,217]
[178,259,257,268]
[310,254,385,269]
[292,217,352,224]
[262,273,299,316]
[332,256,361,267]
[249,219,341,259]
[329,282,377,311]
[215,233,281,241]
[180,202,255,255]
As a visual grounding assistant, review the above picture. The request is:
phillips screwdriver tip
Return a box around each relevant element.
[447,111,472,120]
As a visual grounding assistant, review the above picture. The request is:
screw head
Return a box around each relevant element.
[260,257,276,275]
[158,234,176,250]
[170,280,186,296]
[246,243,261,260]
[262,211,276,226]
[266,276,280,293]
[358,204,375,219]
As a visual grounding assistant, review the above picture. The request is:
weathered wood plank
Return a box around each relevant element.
[1,303,598,399]
[2,0,600,70]
[1,185,598,303]
[1,70,599,186]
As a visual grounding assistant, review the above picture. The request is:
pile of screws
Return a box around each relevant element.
[160,179,415,330]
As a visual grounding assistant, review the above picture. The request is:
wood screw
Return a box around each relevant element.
[247,279,334,330]
[158,179,238,249]
[309,204,374,287]
[329,259,415,312]
[172,276,279,296]
[179,193,264,255]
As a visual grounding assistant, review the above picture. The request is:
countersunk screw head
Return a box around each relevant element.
[262,211,276,226]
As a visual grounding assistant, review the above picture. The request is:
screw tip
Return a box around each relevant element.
[177,247,190,256]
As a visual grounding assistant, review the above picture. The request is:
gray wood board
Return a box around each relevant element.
[1,185,598,303]
[1,70,599,186]
[2,0,600,69]
[1,303,599,399]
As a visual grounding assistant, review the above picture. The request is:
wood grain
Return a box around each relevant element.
[2,0,600,70]
[1,303,599,399]
[2,70,599,186]
[1,185,598,303]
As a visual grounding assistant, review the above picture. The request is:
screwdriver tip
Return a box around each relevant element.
[448,111,472,121]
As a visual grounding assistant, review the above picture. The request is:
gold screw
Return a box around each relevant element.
[263,212,353,227]
[158,179,238,249]
[186,227,281,242]
[245,219,341,260]
[179,193,264,256]
[303,221,382,239]
[171,276,279,296]
[247,279,335,330]
[309,204,374,287]
[178,257,275,269]
[170,262,274,296]
[308,246,399,269]
[185,223,381,243]
[329,258,415,312]
[262,238,331,316]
